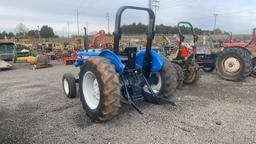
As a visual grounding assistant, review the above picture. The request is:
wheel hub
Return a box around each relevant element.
[63,78,69,95]
[83,71,100,109]
[144,73,162,94]
[223,57,241,73]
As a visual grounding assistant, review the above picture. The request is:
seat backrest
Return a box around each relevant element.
[124,47,137,69]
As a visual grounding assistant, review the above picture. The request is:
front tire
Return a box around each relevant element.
[183,64,200,84]
[79,57,121,122]
[62,73,77,98]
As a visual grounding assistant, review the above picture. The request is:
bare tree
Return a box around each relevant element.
[15,23,29,38]
[15,23,29,34]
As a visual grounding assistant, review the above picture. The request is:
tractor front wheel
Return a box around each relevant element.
[183,64,200,84]
[79,57,121,122]
[62,73,77,98]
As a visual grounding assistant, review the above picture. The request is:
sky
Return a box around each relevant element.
[0,0,256,35]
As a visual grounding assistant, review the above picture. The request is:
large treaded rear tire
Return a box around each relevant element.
[172,63,184,89]
[79,57,121,122]
[216,47,252,81]
[159,58,177,97]
[251,57,256,77]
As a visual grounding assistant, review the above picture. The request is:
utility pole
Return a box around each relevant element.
[151,0,160,31]
[213,13,218,34]
[148,0,152,9]
[77,8,80,36]
[106,12,110,34]
[37,25,40,42]
[152,0,160,15]
[67,21,70,39]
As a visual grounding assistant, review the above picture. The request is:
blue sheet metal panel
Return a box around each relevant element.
[73,51,101,67]
[99,49,124,74]
[136,50,163,72]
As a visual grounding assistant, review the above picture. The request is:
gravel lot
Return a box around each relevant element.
[0,62,256,144]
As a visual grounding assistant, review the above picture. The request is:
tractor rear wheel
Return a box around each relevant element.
[79,57,121,122]
[216,47,252,81]
[144,58,177,101]
[62,73,77,98]
[183,64,200,84]
[251,57,256,77]
[172,63,184,89]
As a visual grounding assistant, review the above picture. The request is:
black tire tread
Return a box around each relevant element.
[216,47,252,81]
[62,73,77,98]
[183,64,200,84]
[172,63,184,89]
[161,58,177,97]
[79,57,121,122]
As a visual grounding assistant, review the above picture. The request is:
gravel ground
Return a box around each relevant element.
[0,62,256,144]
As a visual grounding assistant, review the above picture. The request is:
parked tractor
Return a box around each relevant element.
[194,27,256,81]
[162,22,200,88]
[209,28,255,81]
[62,6,177,122]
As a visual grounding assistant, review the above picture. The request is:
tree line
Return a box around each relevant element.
[0,23,56,39]
[0,22,225,39]
[121,22,215,35]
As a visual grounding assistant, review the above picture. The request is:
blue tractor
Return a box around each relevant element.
[62,6,177,122]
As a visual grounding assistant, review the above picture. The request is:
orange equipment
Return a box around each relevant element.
[88,30,105,48]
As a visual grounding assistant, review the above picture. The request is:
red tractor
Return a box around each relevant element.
[223,28,256,48]
[216,28,256,80]
[63,51,78,65]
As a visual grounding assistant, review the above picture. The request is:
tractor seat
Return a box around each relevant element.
[121,47,137,69]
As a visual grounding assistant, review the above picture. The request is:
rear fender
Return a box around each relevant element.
[99,50,124,74]
[136,50,164,72]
